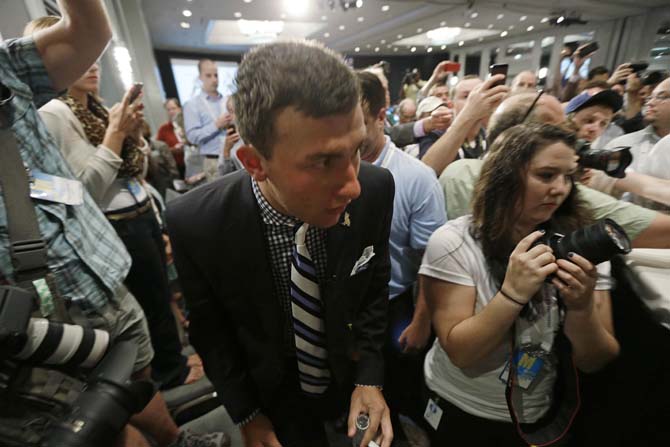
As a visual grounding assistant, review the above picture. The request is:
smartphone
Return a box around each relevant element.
[489,64,508,87]
[127,82,144,104]
[577,41,599,58]
[443,62,461,73]
[629,62,649,73]
[226,124,237,134]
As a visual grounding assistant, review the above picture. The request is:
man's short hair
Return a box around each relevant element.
[583,80,610,90]
[451,75,481,99]
[486,93,540,146]
[357,71,386,118]
[233,40,360,158]
[588,66,609,80]
[197,59,215,74]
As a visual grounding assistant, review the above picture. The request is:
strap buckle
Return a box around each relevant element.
[11,238,49,282]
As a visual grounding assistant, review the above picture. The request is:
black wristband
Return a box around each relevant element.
[500,289,525,307]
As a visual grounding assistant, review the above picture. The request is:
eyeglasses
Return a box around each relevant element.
[522,89,545,123]
[646,91,670,103]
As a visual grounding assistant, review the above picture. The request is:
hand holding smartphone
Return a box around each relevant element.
[127,82,144,104]
[489,64,508,87]
[576,41,599,59]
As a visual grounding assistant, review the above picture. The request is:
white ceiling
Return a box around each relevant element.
[142,0,670,56]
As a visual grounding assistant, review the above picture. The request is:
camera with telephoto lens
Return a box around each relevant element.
[0,286,156,447]
[536,219,632,266]
[42,341,156,447]
[0,286,109,367]
[576,140,632,178]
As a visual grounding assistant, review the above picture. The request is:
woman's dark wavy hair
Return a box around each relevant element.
[471,123,594,286]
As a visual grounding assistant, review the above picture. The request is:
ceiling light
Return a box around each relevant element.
[339,25,345,30]
[417,28,423,33]
[497,13,504,20]
[366,44,371,48]
[458,40,464,46]
[237,20,284,39]
[374,47,380,52]
[234,12,242,18]
[324,32,330,37]
[180,22,190,29]
[397,34,403,38]
[440,21,446,26]
[356,0,363,7]
[514,54,522,60]
[527,25,534,31]
[182,9,192,17]
[285,0,308,17]
[538,67,548,79]
[243,0,252,3]
[501,31,508,37]
[357,17,364,22]
[464,22,471,27]
[427,26,462,43]
[487,24,493,29]
[470,12,478,18]
[441,44,447,49]
[427,47,433,53]
[381,5,390,12]
[381,39,386,44]
[410,46,416,52]
[541,17,549,23]
[556,16,565,24]
[393,47,398,52]
[508,25,514,29]
[355,47,360,52]
[321,15,327,21]
[520,15,527,21]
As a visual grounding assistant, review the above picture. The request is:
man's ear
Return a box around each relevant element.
[237,145,268,181]
[377,107,387,127]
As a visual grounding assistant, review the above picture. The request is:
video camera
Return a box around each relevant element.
[576,140,632,178]
[0,286,155,447]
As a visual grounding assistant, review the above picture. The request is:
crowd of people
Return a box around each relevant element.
[0,2,669,447]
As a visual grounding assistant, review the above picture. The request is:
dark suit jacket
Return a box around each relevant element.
[166,164,395,423]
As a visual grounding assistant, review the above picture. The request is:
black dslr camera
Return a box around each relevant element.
[536,219,632,266]
[0,286,155,447]
[576,140,632,178]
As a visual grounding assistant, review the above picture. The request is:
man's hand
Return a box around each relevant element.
[398,315,431,354]
[607,64,633,86]
[459,75,509,123]
[348,386,392,447]
[431,61,452,82]
[240,413,282,447]
[223,128,241,157]
[422,107,453,133]
[216,112,233,130]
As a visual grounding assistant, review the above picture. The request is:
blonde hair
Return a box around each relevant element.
[23,15,60,36]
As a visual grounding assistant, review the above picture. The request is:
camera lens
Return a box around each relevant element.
[554,219,631,265]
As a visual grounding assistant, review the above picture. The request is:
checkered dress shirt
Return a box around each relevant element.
[251,179,328,351]
[0,37,131,310]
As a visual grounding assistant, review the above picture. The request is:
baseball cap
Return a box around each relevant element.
[565,89,623,114]
[416,96,448,118]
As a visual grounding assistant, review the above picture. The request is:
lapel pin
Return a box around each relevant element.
[342,212,351,227]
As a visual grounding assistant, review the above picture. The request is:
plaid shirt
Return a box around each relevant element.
[0,37,131,311]
[251,179,328,350]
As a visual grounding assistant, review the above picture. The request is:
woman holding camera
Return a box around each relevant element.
[420,123,619,446]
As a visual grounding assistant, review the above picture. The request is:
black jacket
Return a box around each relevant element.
[166,164,394,423]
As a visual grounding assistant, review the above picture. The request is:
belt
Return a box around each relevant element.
[105,200,151,221]
[204,154,219,159]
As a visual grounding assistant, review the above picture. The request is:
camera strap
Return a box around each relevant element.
[505,330,581,446]
[0,83,70,324]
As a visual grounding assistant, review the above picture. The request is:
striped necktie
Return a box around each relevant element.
[290,222,330,395]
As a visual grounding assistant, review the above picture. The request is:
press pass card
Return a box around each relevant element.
[499,351,544,390]
[30,171,84,205]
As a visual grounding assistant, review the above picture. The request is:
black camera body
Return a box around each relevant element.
[536,219,632,266]
[576,140,632,178]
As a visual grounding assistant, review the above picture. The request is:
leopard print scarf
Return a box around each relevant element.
[59,93,144,177]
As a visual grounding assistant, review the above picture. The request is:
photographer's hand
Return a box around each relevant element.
[502,230,558,303]
[551,253,598,312]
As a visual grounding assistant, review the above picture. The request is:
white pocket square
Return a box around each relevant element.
[350,245,375,276]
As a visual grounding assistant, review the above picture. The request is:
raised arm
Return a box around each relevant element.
[33,0,112,91]
[615,172,670,207]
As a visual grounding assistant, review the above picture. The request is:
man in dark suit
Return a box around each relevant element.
[167,40,394,447]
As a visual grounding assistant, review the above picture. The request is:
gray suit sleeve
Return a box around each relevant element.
[385,122,417,148]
